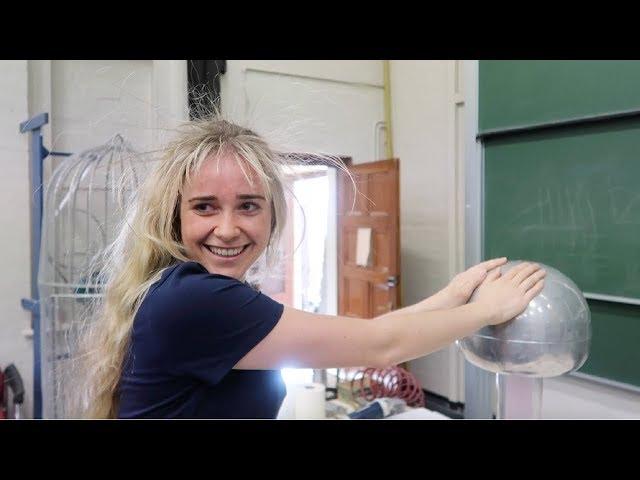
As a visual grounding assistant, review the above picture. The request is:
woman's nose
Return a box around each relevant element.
[214,212,240,241]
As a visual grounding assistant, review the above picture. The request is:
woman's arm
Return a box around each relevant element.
[235,301,492,370]
[234,261,545,371]
[383,257,508,316]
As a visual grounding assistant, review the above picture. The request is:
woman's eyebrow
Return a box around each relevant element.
[188,196,216,203]
[187,194,266,202]
[237,194,266,201]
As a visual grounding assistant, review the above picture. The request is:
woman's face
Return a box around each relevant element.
[179,152,272,280]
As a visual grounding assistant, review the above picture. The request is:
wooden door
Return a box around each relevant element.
[338,159,400,319]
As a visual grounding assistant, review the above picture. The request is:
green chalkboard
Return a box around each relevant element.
[479,60,640,388]
[484,119,640,299]
[581,300,640,387]
[483,119,640,387]
[479,61,640,133]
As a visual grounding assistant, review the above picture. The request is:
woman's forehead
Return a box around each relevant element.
[186,152,266,195]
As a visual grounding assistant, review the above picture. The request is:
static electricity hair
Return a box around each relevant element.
[69,112,353,418]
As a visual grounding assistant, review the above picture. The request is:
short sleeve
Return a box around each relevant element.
[142,262,284,385]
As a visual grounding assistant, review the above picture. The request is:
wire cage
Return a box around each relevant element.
[37,134,147,418]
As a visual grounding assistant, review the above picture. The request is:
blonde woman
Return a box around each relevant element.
[77,117,545,419]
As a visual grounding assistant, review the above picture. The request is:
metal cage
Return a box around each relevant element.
[37,134,146,418]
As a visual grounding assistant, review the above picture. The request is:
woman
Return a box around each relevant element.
[76,116,545,419]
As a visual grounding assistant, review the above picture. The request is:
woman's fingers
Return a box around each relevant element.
[486,267,502,281]
[504,262,529,280]
[516,263,542,285]
[479,257,507,271]
[525,280,545,302]
[477,267,501,288]
[510,262,541,284]
[520,269,546,292]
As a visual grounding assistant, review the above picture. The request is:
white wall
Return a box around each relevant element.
[0,60,188,418]
[46,60,188,156]
[51,60,154,154]
[151,60,190,147]
[220,61,385,163]
[390,60,466,403]
[0,60,34,418]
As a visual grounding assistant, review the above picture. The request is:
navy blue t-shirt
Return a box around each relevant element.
[117,261,286,419]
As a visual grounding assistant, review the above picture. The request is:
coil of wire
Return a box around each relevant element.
[349,366,425,408]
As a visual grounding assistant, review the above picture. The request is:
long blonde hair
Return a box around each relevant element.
[71,115,351,418]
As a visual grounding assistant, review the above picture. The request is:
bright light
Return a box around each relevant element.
[281,367,314,386]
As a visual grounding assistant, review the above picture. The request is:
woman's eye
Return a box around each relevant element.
[240,202,260,212]
[194,203,214,213]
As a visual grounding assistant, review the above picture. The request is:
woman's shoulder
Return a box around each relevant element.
[154,261,244,289]
[142,261,259,313]
[135,261,276,336]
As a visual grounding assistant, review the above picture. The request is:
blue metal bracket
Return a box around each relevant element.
[19,112,73,419]
[19,112,49,133]
[41,145,72,158]
[20,298,40,316]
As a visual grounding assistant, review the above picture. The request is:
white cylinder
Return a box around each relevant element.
[294,383,326,420]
